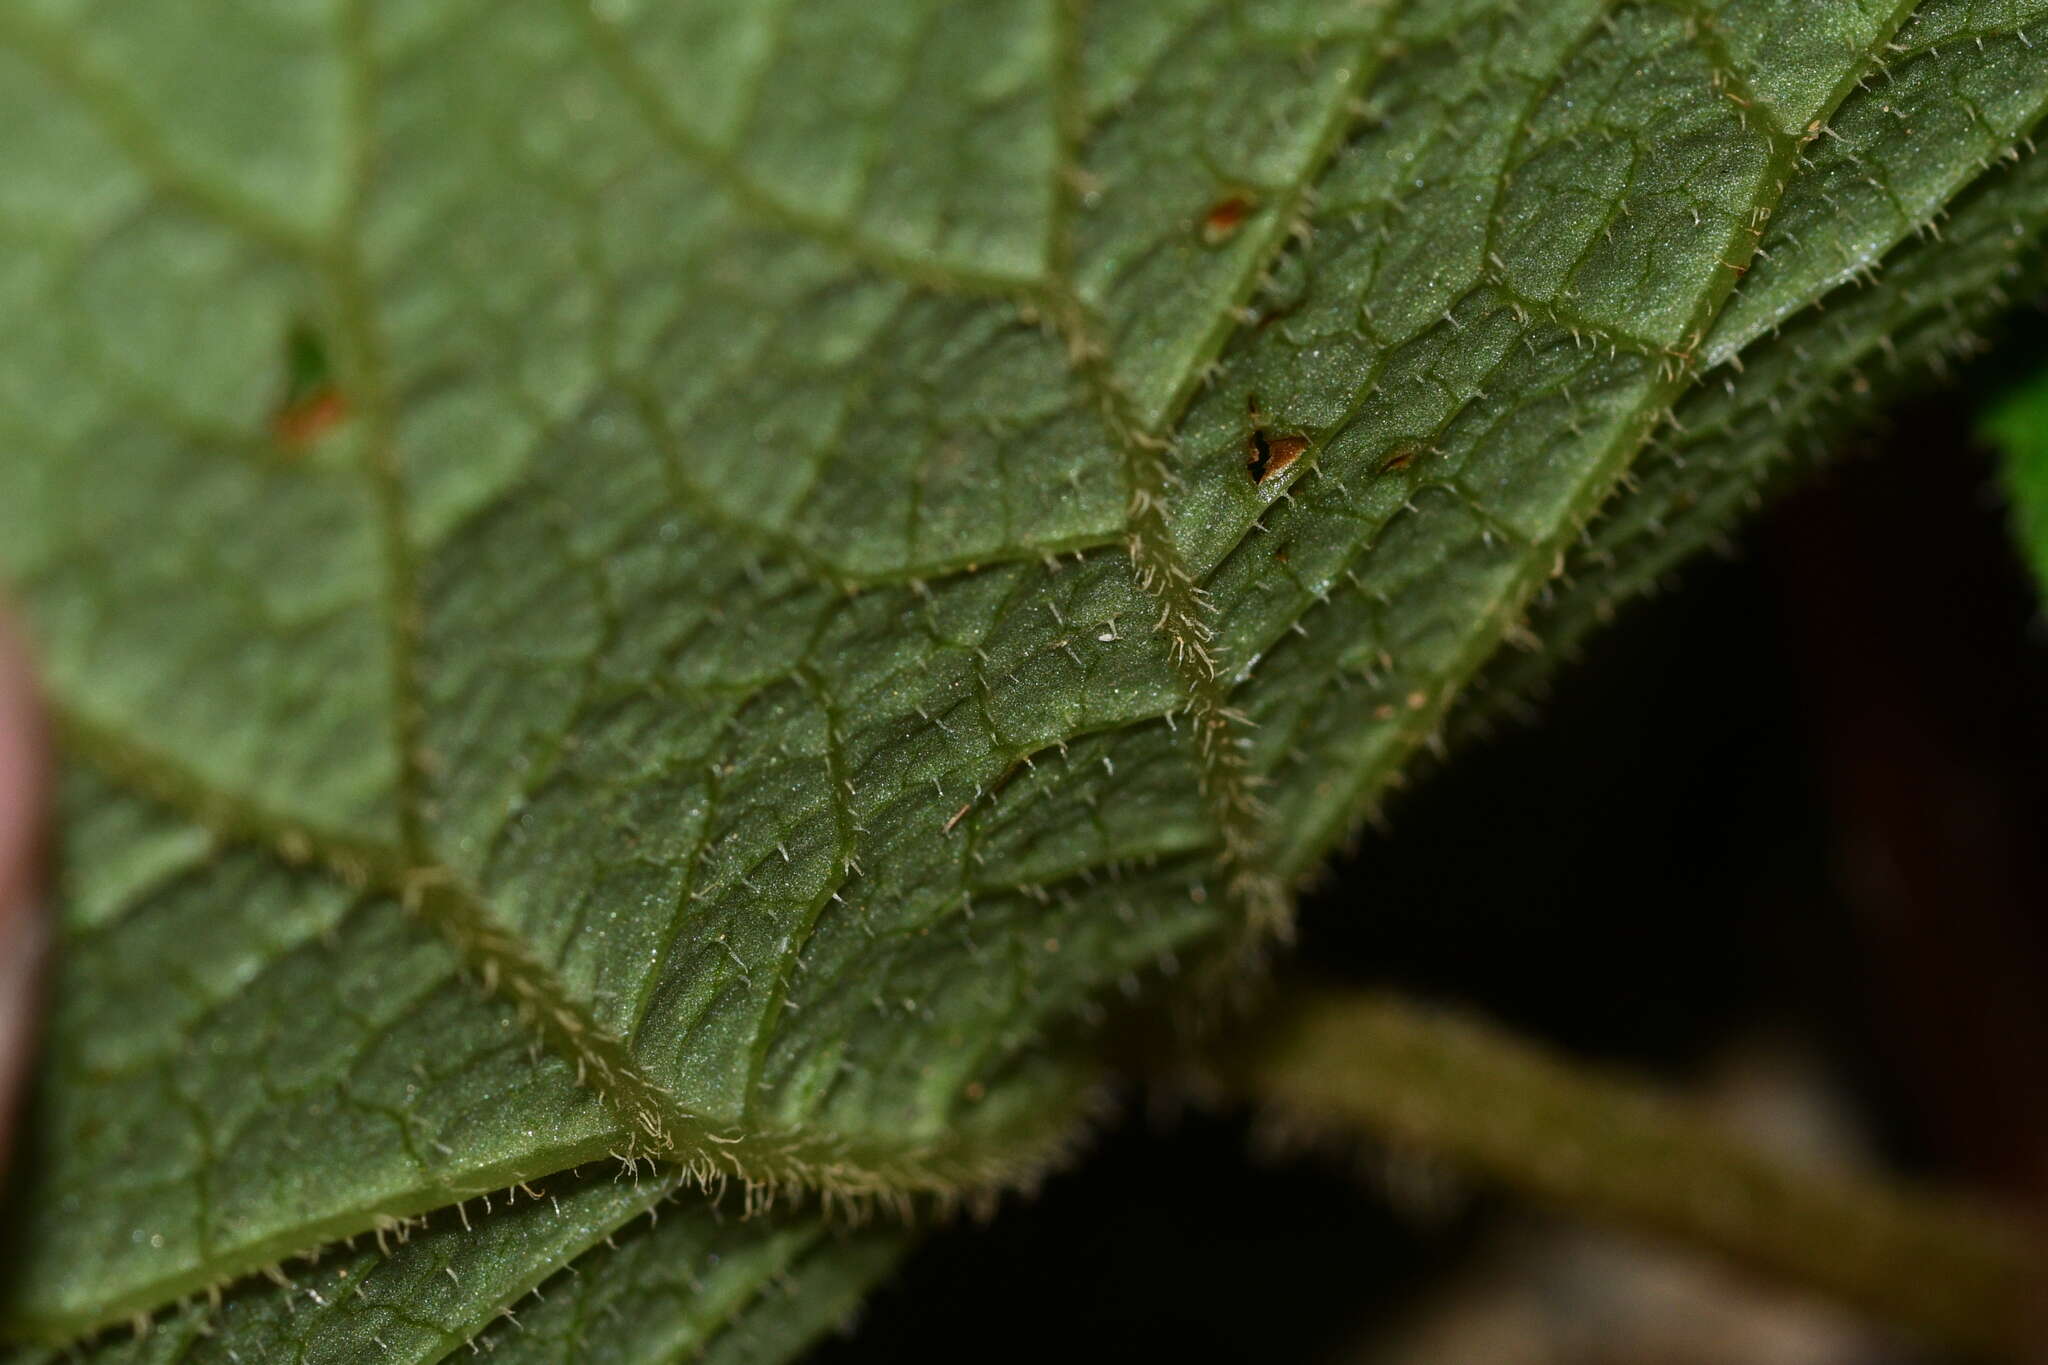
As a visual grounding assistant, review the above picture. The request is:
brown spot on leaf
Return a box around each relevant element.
[1244,391,1310,484]
[1377,443,1421,475]
[1202,192,1255,246]
[273,322,348,449]
[272,387,349,448]
[1246,430,1309,484]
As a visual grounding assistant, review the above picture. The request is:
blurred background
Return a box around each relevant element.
[810,321,2048,1363]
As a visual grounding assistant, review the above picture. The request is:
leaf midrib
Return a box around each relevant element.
[7,0,1976,1338]
[10,0,1384,1196]
[38,0,1923,1194]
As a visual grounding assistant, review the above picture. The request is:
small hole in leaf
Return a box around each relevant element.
[1243,395,1309,484]
[1247,432,1308,484]
[271,322,348,448]
[1201,192,1256,246]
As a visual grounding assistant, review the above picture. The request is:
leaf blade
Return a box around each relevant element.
[4,0,2047,1345]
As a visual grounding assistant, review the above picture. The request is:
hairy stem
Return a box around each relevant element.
[1224,988,2044,1355]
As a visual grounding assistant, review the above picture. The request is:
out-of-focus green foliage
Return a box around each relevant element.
[1987,368,2048,594]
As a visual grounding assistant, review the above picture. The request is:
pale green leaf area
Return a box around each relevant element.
[2,0,2046,1358]
[1985,365,2048,594]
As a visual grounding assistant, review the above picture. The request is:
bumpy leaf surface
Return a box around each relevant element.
[0,1165,900,1364]
[2,0,2045,1358]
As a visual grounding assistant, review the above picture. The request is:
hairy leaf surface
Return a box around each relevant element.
[2,0,2045,1354]
[0,1167,902,1365]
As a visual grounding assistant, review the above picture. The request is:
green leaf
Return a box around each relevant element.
[1985,366,2048,595]
[1471,89,2048,723]
[0,1167,904,1365]
[478,1208,905,1365]
[3,0,2046,1353]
